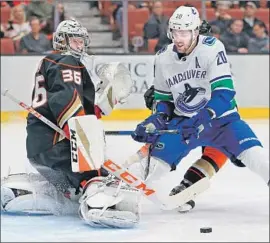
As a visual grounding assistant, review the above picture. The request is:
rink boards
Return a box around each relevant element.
[1,54,269,122]
[1,107,269,123]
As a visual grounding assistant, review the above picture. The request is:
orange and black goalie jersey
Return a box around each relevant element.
[26,53,95,158]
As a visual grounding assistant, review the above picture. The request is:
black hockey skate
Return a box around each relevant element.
[169,183,195,213]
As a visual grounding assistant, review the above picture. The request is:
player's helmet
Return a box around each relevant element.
[53,19,90,58]
[167,6,201,39]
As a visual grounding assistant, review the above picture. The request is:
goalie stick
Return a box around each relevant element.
[105,130,180,135]
[1,89,210,210]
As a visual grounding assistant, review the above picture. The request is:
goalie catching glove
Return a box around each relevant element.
[95,62,133,116]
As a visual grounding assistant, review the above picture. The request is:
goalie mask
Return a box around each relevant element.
[53,19,90,58]
[167,6,201,54]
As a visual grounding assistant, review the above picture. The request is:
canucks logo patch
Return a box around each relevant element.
[176,83,208,114]
[202,36,216,46]
[181,83,205,103]
[155,142,165,150]
[191,8,197,15]
[156,45,168,55]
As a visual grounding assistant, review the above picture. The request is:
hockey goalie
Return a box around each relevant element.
[1,19,140,228]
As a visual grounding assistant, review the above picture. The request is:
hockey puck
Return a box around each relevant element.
[200,227,212,233]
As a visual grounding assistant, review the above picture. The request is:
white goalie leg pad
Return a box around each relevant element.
[128,156,171,186]
[79,176,140,228]
[145,157,172,187]
[1,186,15,211]
[127,157,149,179]
[122,144,150,169]
[1,173,79,215]
[237,146,269,184]
[1,173,54,215]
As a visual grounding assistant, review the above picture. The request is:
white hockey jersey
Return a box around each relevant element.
[154,35,237,118]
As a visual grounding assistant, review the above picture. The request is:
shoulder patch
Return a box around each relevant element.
[202,36,216,46]
[156,45,168,55]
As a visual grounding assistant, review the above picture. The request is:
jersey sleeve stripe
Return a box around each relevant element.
[154,91,173,101]
[209,75,232,84]
[57,90,84,128]
[211,78,234,91]
[53,107,85,144]
[44,57,85,69]
[154,89,172,95]
[230,98,237,109]
[214,98,237,119]
[213,87,235,92]
[218,106,238,118]
[57,89,77,125]
[58,98,83,128]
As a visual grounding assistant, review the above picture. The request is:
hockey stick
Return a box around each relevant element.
[1,89,209,210]
[145,125,204,136]
[105,131,133,135]
[1,89,67,138]
[144,102,155,180]
[0,89,168,209]
[105,129,180,136]
[0,89,177,137]
[105,129,180,135]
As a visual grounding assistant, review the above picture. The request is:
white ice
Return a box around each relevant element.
[1,119,269,242]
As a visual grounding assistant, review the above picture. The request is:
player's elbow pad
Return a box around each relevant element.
[206,89,235,117]
[155,101,175,119]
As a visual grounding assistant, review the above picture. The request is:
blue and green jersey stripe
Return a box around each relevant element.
[154,89,173,101]
[210,75,237,112]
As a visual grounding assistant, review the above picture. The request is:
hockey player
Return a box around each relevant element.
[126,20,231,213]
[134,85,228,213]
[1,19,140,228]
[131,6,269,202]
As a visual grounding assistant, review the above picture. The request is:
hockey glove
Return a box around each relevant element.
[199,20,211,35]
[131,113,168,143]
[181,108,214,143]
[144,85,155,110]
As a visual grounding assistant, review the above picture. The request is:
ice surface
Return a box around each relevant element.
[1,120,269,242]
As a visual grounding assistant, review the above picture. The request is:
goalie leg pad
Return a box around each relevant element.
[1,173,79,216]
[81,208,139,228]
[129,156,171,184]
[79,176,140,228]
